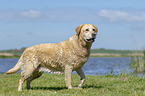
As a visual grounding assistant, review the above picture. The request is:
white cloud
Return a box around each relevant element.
[98,10,145,22]
[20,10,41,18]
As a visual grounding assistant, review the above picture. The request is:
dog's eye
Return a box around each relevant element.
[93,29,95,31]
[85,29,89,31]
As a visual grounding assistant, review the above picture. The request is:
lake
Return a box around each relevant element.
[0,57,133,76]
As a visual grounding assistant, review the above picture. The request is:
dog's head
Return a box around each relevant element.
[75,24,98,43]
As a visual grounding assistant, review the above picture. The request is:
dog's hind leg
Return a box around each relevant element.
[18,71,32,91]
[76,68,85,88]
[18,77,25,91]
[26,71,42,89]
[18,66,36,91]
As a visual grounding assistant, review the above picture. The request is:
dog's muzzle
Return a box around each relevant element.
[86,38,95,42]
[86,33,96,42]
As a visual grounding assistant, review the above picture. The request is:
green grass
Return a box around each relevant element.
[130,56,145,73]
[129,50,145,73]
[0,73,145,96]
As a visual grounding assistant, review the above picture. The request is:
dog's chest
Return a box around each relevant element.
[64,47,90,69]
[73,56,88,69]
[63,52,89,70]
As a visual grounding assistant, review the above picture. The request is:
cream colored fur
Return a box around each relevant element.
[6,24,98,91]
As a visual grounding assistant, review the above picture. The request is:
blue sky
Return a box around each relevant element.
[0,0,145,50]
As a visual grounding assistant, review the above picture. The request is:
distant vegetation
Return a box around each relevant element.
[0,48,144,58]
[90,48,143,57]
[0,47,26,58]
[0,55,20,58]
[0,47,26,55]
[91,48,142,55]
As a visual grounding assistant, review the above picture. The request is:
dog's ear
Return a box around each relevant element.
[75,24,84,35]
[92,25,98,32]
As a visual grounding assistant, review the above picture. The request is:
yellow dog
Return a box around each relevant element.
[6,24,98,91]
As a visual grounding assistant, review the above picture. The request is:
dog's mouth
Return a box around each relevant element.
[86,38,95,42]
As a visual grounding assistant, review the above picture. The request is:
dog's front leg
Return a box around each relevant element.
[76,68,85,88]
[65,65,72,89]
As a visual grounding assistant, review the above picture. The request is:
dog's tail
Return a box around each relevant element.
[5,60,22,74]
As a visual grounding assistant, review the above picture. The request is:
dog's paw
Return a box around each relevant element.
[68,86,72,89]
[77,87,83,89]
[70,87,83,89]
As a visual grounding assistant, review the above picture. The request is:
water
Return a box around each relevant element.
[81,57,132,76]
[0,58,19,73]
[0,57,133,76]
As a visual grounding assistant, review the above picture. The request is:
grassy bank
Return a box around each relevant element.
[0,73,145,96]
[0,47,25,58]
[0,48,143,58]
[0,55,20,58]
[90,48,143,57]
[91,48,142,54]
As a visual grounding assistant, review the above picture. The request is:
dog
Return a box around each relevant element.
[6,24,98,91]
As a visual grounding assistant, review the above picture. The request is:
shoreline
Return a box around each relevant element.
[0,52,143,58]
[90,53,144,58]
[0,53,20,58]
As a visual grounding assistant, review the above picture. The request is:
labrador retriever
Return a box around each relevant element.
[6,24,98,91]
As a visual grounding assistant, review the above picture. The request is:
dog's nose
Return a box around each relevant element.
[92,33,96,38]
